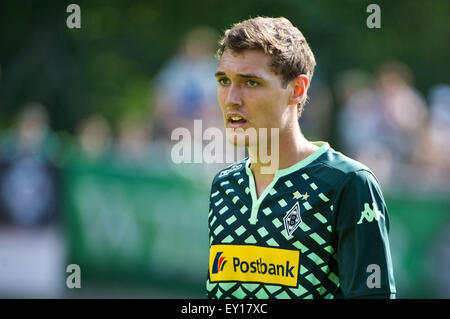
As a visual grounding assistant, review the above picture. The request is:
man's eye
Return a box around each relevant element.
[247,80,259,87]
[218,78,230,85]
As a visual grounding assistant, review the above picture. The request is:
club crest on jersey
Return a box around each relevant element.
[283,202,302,237]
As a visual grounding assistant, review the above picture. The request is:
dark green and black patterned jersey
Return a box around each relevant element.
[206,142,396,299]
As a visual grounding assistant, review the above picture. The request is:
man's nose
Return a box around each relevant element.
[225,84,243,107]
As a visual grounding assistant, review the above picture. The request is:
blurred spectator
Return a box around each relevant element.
[76,114,112,161]
[337,69,394,185]
[0,102,60,227]
[375,61,428,164]
[0,102,59,160]
[151,26,222,142]
[337,69,381,155]
[414,84,450,185]
[150,26,230,183]
[115,112,153,166]
[0,102,64,298]
[300,79,333,141]
[337,62,432,189]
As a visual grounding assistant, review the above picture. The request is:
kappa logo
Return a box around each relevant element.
[211,251,227,274]
[357,202,385,225]
[283,202,302,237]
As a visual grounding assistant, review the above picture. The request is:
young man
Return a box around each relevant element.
[207,17,396,299]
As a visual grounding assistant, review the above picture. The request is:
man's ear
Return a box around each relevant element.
[289,75,309,106]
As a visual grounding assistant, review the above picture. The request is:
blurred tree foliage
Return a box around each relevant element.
[0,0,449,134]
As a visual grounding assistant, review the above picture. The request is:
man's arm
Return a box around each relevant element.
[334,170,396,299]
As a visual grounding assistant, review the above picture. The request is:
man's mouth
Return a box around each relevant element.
[228,116,248,128]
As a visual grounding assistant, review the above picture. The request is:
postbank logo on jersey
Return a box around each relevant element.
[211,251,227,274]
[209,244,300,287]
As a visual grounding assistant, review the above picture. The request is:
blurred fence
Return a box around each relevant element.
[62,149,210,297]
[61,149,450,298]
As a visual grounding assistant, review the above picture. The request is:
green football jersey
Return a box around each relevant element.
[206,142,396,299]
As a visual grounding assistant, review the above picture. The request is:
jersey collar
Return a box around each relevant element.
[245,141,330,179]
[244,141,330,225]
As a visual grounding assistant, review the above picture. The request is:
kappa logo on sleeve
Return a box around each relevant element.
[357,202,385,224]
[209,244,300,287]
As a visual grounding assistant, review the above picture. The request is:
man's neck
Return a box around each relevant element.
[248,124,319,181]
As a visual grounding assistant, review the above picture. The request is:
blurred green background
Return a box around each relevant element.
[0,0,449,298]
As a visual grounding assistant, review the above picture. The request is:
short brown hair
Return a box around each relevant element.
[217,16,316,118]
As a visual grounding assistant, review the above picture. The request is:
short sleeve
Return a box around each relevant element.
[334,170,396,298]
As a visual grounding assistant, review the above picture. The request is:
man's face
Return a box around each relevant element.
[215,49,293,146]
